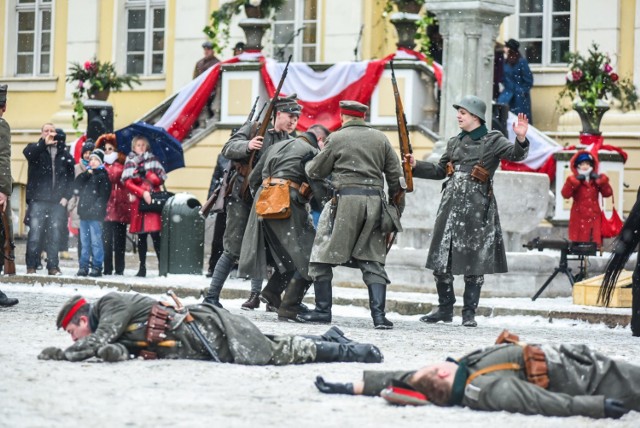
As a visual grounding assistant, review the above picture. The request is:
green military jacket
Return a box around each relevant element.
[305,119,404,265]
[361,344,640,418]
[219,122,290,259]
[60,292,276,364]
[0,117,11,197]
[413,128,528,275]
[239,135,318,280]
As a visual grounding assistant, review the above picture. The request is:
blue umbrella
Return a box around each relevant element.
[115,121,185,173]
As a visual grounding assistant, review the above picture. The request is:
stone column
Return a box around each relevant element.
[425,0,515,160]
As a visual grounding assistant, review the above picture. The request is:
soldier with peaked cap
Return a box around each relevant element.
[0,84,19,305]
[409,95,529,327]
[203,94,301,310]
[38,292,383,365]
[298,100,405,330]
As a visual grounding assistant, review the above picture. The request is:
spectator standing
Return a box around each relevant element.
[67,139,95,262]
[96,134,130,275]
[122,135,167,277]
[561,151,613,247]
[74,149,111,277]
[23,123,75,275]
[193,41,220,78]
[205,152,230,277]
[497,38,534,123]
[0,84,19,305]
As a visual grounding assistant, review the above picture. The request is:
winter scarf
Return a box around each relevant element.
[121,151,167,183]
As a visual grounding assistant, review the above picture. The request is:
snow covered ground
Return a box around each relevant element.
[0,283,637,427]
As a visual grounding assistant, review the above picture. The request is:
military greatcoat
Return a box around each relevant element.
[220,122,290,259]
[360,343,640,418]
[238,135,318,280]
[0,116,11,199]
[305,119,404,266]
[413,128,528,275]
[56,292,316,365]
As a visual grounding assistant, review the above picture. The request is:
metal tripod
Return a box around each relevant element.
[532,250,587,301]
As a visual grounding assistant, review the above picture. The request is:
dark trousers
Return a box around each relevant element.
[103,221,127,274]
[26,201,66,269]
[207,212,227,272]
[137,232,161,266]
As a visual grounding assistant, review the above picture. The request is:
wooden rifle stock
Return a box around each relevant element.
[241,55,292,196]
[1,210,15,275]
[390,61,414,193]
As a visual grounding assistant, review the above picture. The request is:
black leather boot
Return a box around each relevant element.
[278,274,312,322]
[0,290,18,307]
[462,275,483,327]
[260,270,294,312]
[241,292,261,310]
[135,264,146,278]
[296,280,332,323]
[367,283,393,329]
[420,274,455,323]
[302,326,354,344]
[313,341,383,363]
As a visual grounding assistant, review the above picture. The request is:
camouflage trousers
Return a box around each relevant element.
[266,335,316,365]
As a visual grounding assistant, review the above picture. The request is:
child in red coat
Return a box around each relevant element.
[561,151,613,246]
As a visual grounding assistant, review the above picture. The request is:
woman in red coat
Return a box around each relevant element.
[121,135,167,277]
[96,134,130,275]
[561,151,613,246]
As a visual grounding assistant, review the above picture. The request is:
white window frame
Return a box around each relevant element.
[271,0,319,63]
[12,0,54,77]
[515,0,575,68]
[123,0,166,76]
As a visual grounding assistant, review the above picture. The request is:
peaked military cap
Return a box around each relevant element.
[453,95,486,122]
[202,41,214,49]
[0,84,7,104]
[56,295,89,329]
[275,93,302,115]
[339,100,368,118]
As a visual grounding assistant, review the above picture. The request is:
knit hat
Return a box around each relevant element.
[575,152,594,166]
[505,38,520,51]
[56,295,89,329]
[82,139,95,155]
[90,148,105,165]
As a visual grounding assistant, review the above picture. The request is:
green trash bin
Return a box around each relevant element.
[159,193,204,276]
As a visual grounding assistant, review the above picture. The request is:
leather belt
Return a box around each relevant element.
[454,164,474,173]
[267,177,302,191]
[264,177,312,199]
[338,187,380,196]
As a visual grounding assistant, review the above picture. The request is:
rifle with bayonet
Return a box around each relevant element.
[390,61,414,193]
[199,97,262,218]
[1,209,15,275]
[240,55,292,196]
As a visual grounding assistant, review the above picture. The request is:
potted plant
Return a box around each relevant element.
[203,0,286,54]
[557,42,638,135]
[66,59,140,130]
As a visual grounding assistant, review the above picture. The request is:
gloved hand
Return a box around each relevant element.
[314,376,354,395]
[590,171,600,180]
[604,399,629,419]
[576,174,587,181]
[97,344,129,362]
[38,347,67,361]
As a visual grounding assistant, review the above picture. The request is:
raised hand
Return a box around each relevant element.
[512,113,529,142]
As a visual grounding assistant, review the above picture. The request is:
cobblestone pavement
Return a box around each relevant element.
[0,284,637,427]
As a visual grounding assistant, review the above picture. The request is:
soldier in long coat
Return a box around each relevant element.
[0,84,19,306]
[409,96,529,327]
[239,132,320,322]
[38,292,383,365]
[299,101,404,330]
[314,337,638,419]
[203,96,300,310]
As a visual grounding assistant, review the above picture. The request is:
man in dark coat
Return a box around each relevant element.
[193,41,220,78]
[23,123,75,275]
[0,84,18,306]
[409,96,529,327]
[238,131,322,322]
[314,335,638,419]
[298,101,405,330]
[38,292,383,365]
[203,95,300,310]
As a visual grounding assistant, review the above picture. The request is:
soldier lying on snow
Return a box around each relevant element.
[315,330,638,419]
[38,292,382,365]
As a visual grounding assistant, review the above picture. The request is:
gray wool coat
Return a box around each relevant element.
[238,135,318,280]
[220,121,290,259]
[305,119,404,265]
[413,129,528,275]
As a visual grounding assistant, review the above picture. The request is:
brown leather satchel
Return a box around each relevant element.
[255,177,292,219]
[523,345,549,389]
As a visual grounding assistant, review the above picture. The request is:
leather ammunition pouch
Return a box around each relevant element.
[139,350,158,360]
[146,303,173,343]
[255,177,299,219]
[523,345,549,389]
[446,161,455,177]
[470,164,490,183]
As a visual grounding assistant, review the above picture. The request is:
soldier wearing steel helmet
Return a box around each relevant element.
[409,95,529,327]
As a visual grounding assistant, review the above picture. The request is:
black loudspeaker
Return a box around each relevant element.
[84,100,114,141]
[492,102,509,138]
